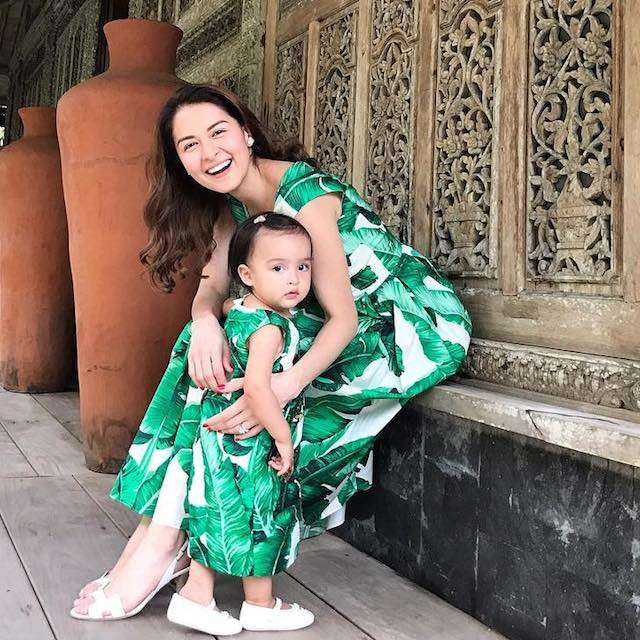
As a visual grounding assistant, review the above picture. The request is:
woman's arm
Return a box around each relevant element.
[205,193,357,436]
[188,206,236,389]
[287,192,358,392]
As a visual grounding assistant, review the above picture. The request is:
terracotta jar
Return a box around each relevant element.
[57,20,199,472]
[0,107,75,393]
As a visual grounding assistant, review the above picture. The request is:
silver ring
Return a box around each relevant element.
[237,422,248,434]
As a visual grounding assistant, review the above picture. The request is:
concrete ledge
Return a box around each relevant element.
[416,378,640,468]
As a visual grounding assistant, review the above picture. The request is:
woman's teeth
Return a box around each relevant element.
[206,160,232,175]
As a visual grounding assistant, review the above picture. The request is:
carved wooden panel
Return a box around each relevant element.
[431,0,502,278]
[272,34,307,141]
[313,7,358,181]
[365,0,419,242]
[527,0,617,285]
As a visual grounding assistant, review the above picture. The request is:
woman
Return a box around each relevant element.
[71,84,472,625]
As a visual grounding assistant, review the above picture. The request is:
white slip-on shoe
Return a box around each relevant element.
[239,596,315,631]
[167,593,242,636]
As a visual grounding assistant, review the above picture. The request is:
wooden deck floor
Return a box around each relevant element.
[0,386,508,640]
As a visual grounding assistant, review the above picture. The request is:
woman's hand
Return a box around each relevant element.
[188,316,233,389]
[202,370,302,439]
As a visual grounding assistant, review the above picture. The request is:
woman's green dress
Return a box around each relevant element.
[110,160,472,575]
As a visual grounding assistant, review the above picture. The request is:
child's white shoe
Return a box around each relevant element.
[239,596,315,631]
[167,593,242,636]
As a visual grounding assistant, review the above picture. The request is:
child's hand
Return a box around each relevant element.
[269,439,294,478]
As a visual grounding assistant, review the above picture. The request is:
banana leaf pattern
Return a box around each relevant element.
[112,301,305,576]
[110,160,472,574]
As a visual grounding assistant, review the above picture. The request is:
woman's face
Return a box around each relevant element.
[172,102,252,193]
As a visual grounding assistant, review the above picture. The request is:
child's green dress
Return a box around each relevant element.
[110,160,473,574]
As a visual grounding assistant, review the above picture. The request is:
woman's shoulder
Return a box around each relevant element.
[276,161,372,215]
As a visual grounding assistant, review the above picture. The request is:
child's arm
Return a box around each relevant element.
[243,325,291,439]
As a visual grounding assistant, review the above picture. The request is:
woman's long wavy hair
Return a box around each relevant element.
[140,83,317,292]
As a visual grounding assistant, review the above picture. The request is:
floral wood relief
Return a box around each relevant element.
[366,0,418,243]
[527,0,615,283]
[273,35,307,142]
[432,0,502,277]
[314,9,358,181]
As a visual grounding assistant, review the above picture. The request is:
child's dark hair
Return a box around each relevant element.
[228,212,312,283]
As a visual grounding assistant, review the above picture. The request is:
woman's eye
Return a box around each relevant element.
[212,129,225,136]
[183,141,196,151]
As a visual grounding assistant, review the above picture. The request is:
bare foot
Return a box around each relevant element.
[72,526,185,616]
[77,517,151,598]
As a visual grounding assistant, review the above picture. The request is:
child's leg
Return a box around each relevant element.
[178,559,216,606]
[242,576,293,609]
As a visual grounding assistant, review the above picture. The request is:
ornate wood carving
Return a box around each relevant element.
[272,34,307,142]
[177,0,243,70]
[527,0,616,284]
[314,8,358,181]
[365,0,419,243]
[432,0,502,278]
[462,338,640,413]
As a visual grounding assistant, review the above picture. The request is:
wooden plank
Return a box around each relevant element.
[32,391,82,442]
[74,471,140,538]
[0,516,54,639]
[623,0,640,302]
[0,422,36,477]
[497,0,528,295]
[412,0,438,257]
[288,534,508,640]
[303,20,320,154]
[459,288,640,360]
[0,476,192,639]
[0,390,86,475]
[350,0,371,194]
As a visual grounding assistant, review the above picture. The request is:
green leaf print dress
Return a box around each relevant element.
[110,160,472,575]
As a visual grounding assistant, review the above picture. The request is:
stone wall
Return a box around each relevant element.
[129,0,265,114]
[335,399,640,640]
[5,0,105,143]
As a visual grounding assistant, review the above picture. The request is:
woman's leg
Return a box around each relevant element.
[76,515,152,598]
[73,454,191,615]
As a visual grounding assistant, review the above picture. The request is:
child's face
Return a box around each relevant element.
[238,230,312,311]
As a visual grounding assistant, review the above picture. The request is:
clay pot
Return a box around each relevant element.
[57,20,199,472]
[0,107,75,392]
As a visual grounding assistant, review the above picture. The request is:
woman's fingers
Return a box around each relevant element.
[204,397,247,428]
[200,355,219,390]
[192,358,205,389]
[234,424,264,440]
[203,408,252,432]
[222,342,233,374]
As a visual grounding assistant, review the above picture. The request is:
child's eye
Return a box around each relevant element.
[273,265,284,272]
[298,264,310,272]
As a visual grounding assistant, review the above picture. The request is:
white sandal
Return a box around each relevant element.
[239,596,315,631]
[78,570,111,597]
[69,540,190,621]
[167,593,242,636]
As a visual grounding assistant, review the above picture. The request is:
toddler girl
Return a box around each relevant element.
[167,212,315,635]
